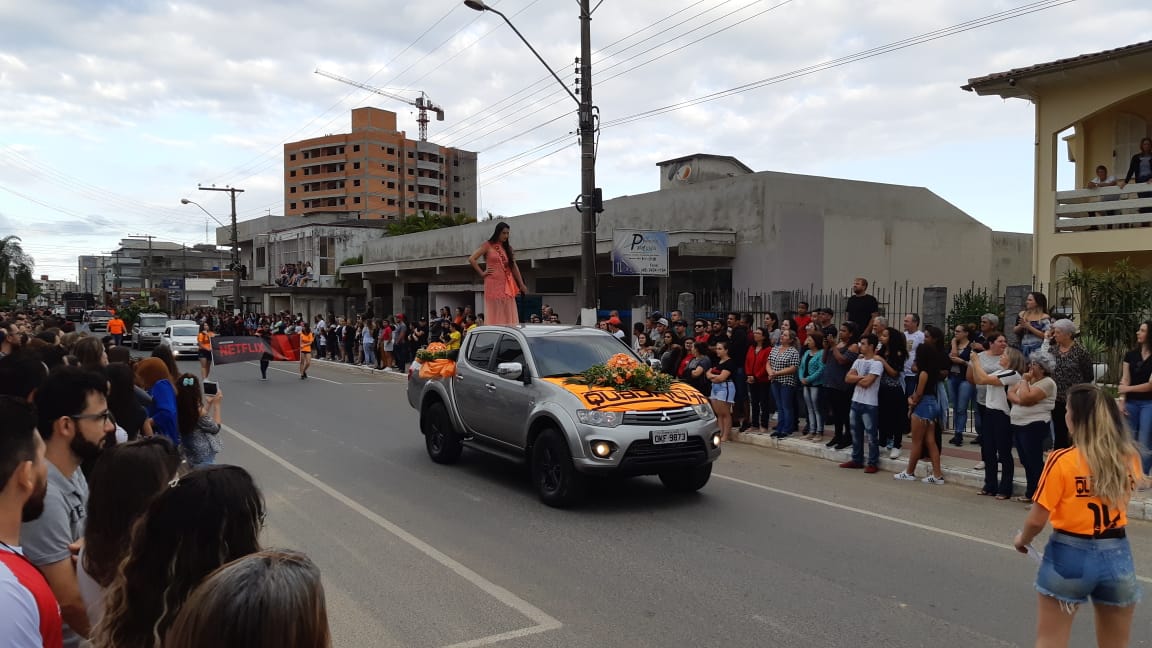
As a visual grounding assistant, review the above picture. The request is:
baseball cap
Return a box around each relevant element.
[607,316,621,326]
[657,318,670,327]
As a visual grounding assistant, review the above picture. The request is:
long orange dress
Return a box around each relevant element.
[484,243,520,325]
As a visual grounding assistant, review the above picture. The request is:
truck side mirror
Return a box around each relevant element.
[496,362,523,381]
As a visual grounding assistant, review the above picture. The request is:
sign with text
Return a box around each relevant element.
[210,335,301,365]
[611,230,669,277]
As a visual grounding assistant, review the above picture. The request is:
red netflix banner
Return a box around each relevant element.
[211,335,300,364]
[269,334,300,362]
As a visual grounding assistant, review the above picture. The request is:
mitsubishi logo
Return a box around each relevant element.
[660,411,671,422]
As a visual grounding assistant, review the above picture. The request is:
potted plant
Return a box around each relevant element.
[1076,334,1108,383]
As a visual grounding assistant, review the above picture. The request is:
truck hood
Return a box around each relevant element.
[541,379,707,412]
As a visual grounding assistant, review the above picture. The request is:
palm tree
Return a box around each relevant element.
[0,235,34,299]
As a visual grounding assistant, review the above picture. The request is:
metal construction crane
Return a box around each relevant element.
[315,69,445,141]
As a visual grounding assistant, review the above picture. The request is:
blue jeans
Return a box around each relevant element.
[1013,420,1049,499]
[363,343,376,366]
[771,382,797,434]
[802,384,824,434]
[850,402,879,467]
[1126,399,1152,475]
[980,407,1013,496]
[947,375,975,441]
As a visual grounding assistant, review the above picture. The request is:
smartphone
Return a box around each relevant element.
[203,381,219,396]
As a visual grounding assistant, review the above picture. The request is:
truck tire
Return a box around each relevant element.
[422,401,463,464]
[658,463,712,493]
[531,428,586,507]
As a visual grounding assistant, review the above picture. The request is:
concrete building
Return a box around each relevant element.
[107,239,230,310]
[33,276,78,306]
[964,40,1152,285]
[77,255,105,296]
[284,107,477,221]
[339,154,1032,320]
[214,212,392,316]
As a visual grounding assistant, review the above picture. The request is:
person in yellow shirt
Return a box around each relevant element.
[197,323,215,380]
[298,323,314,380]
[1014,384,1143,647]
[447,322,463,351]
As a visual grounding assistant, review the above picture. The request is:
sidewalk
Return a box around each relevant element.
[311,356,407,380]
[732,427,1152,522]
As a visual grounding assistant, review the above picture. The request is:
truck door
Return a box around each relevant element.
[454,332,500,439]
[485,334,535,447]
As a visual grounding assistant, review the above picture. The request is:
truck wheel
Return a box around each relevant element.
[531,428,586,507]
[658,463,712,493]
[422,401,462,464]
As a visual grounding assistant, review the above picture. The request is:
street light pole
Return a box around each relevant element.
[188,188,245,315]
[465,0,600,324]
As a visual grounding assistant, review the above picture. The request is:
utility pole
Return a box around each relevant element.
[577,0,598,324]
[128,234,156,302]
[198,185,245,315]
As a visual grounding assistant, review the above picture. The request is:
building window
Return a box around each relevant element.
[453,175,459,181]
[387,181,395,189]
[408,185,415,192]
[387,147,395,155]
[387,198,396,206]
[407,152,414,158]
[353,196,360,204]
[319,236,336,275]
[339,146,345,154]
[353,144,360,152]
[353,179,360,187]
[387,164,395,172]
[256,247,266,268]
[453,207,460,214]
[353,162,360,170]
[453,191,459,197]
[408,168,414,175]
[290,154,296,161]
[408,201,414,208]
[290,202,297,210]
[453,160,459,166]
[290,187,296,194]
[290,170,296,177]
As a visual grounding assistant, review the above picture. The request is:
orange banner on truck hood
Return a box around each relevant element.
[543,379,707,411]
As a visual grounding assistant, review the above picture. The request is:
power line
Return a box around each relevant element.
[473,0,1077,188]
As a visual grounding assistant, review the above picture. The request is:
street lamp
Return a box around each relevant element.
[182,193,243,314]
[465,0,601,325]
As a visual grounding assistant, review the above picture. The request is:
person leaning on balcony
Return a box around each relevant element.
[1043,318,1094,451]
[1118,320,1152,477]
[1087,164,1119,226]
[1120,136,1152,220]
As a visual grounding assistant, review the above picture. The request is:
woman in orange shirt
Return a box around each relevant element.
[1014,384,1143,647]
[197,323,215,380]
[298,323,314,380]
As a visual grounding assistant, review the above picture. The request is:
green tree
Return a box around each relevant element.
[946,285,1002,332]
[0,235,35,300]
[1059,259,1152,381]
[386,210,477,236]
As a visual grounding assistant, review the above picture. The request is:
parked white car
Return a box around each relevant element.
[160,320,201,358]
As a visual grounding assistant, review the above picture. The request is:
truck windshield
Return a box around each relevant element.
[527,335,637,378]
[171,327,199,337]
[140,316,168,327]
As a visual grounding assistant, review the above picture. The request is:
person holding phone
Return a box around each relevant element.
[175,374,223,467]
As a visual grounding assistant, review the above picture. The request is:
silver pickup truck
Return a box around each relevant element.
[407,324,721,507]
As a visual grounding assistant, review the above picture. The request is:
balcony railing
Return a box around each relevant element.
[1055,185,1152,232]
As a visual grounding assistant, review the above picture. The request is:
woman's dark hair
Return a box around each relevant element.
[882,327,909,369]
[107,346,132,364]
[923,325,947,352]
[487,222,515,268]
[782,317,798,334]
[93,465,265,648]
[841,321,860,343]
[1028,291,1049,313]
[1140,320,1152,355]
[764,312,779,331]
[73,336,105,371]
[105,363,143,440]
[300,322,311,334]
[163,550,330,648]
[82,437,182,587]
[151,345,180,381]
[806,331,825,351]
[174,373,203,439]
[753,326,770,348]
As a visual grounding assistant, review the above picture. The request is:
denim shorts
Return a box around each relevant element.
[1036,532,1142,607]
[912,394,941,421]
[710,381,736,404]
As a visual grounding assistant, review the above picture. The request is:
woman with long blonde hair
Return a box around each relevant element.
[1014,384,1143,648]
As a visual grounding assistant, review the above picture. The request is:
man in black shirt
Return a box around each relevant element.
[727,312,751,431]
[816,308,838,338]
[845,277,879,333]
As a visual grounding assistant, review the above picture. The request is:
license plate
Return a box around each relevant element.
[651,429,688,444]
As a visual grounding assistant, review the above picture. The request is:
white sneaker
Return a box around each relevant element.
[974,461,985,470]
[888,447,900,460]
[893,472,916,481]
[923,475,945,485]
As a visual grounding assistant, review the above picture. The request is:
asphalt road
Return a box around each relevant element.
[160,356,1152,647]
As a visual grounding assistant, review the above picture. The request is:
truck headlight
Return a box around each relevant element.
[693,403,715,421]
[576,410,621,428]
[590,440,617,458]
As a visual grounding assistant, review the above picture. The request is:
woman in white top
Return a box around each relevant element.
[1007,350,1058,503]
[970,338,1024,500]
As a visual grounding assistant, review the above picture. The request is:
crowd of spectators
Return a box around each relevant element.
[0,307,331,647]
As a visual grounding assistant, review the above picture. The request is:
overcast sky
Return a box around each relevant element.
[1,0,1149,282]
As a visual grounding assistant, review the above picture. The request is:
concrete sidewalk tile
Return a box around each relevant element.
[733,432,1152,522]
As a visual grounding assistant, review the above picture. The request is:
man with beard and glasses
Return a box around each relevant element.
[0,395,62,648]
[22,367,114,647]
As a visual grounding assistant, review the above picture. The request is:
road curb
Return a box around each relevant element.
[311,358,407,380]
[732,431,1152,522]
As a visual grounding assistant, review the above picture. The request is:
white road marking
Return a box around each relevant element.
[714,473,1152,584]
[222,424,563,647]
[243,361,342,384]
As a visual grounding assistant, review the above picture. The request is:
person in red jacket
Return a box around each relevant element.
[744,327,774,432]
